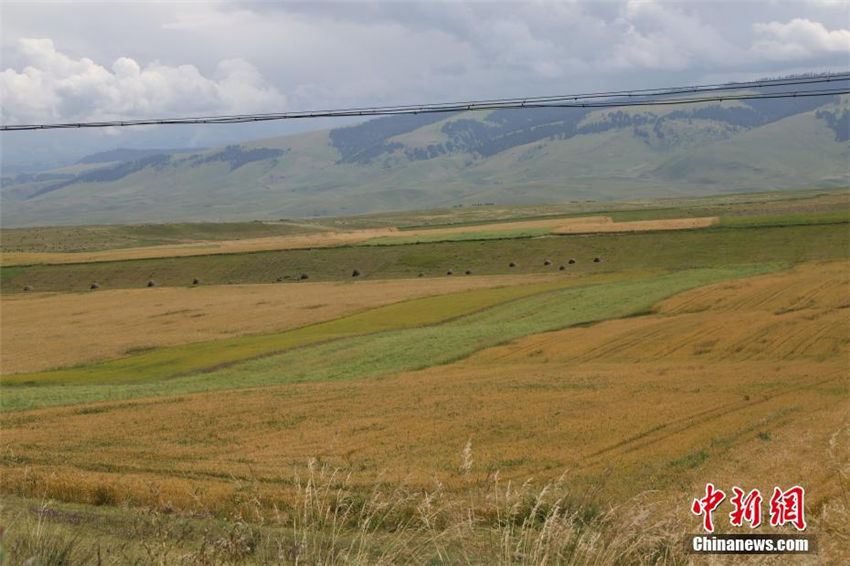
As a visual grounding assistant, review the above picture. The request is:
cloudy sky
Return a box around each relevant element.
[2,0,848,167]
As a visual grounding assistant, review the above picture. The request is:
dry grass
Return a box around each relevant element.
[0,273,556,374]
[0,460,700,565]
[551,216,718,234]
[1,217,609,266]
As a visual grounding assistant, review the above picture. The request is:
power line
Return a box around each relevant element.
[2,74,848,132]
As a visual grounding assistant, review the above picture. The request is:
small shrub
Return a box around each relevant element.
[593,257,602,263]
[509,262,517,268]
[558,265,566,271]
[568,258,576,264]
[90,282,99,290]
[417,273,424,277]
[92,484,116,506]
[23,285,32,292]
[465,270,473,275]
[543,259,552,266]
[147,280,156,288]
[300,274,309,280]
[446,270,454,276]
[352,269,361,277]
[192,278,201,285]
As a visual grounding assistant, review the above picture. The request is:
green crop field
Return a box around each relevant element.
[2,222,848,293]
[718,209,850,228]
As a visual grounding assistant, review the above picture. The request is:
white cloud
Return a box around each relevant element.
[0,38,285,124]
[604,0,741,70]
[752,18,850,60]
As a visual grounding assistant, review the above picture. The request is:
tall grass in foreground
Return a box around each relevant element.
[6,440,845,565]
[2,460,686,565]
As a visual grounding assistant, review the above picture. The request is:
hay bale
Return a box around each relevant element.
[465,269,473,275]
[509,262,517,268]
[147,280,156,288]
[352,269,361,278]
[543,259,552,266]
[192,278,201,286]
[300,273,309,280]
[593,257,601,263]
[90,282,100,290]
[558,265,566,271]
[568,258,576,264]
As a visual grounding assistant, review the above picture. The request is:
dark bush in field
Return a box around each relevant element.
[509,262,517,268]
[543,259,552,266]
[23,285,31,292]
[300,274,309,280]
[593,257,601,263]
[193,278,201,285]
[559,265,566,271]
[568,258,576,264]
[446,270,454,276]
[147,280,156,287]
[90,282,99,290]
[352,269,361,277]
[465,270,473,275]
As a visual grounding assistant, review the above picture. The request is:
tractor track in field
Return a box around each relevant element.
[584,373,845,465]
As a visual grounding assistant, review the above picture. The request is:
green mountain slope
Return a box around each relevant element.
[2,93,848,227]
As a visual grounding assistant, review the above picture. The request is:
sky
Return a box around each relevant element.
[2,0,848,168]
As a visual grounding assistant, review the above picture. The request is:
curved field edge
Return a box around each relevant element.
[1,263,778,412]
[1,276,612,387]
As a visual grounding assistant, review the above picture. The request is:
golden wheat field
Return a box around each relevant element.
[0,273,556,374]
[2,261,846,523]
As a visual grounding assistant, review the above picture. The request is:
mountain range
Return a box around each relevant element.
[2,80,848,227]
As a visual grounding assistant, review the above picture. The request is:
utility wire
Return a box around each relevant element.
[3,74,848,131]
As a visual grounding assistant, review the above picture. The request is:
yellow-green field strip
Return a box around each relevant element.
[2,277,581,388]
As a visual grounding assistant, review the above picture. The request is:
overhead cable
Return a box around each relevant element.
[2,74,848,132]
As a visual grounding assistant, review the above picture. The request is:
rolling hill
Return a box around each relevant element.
[2,85,847,227]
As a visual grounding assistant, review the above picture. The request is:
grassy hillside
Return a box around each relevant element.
[2,95,847,226]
